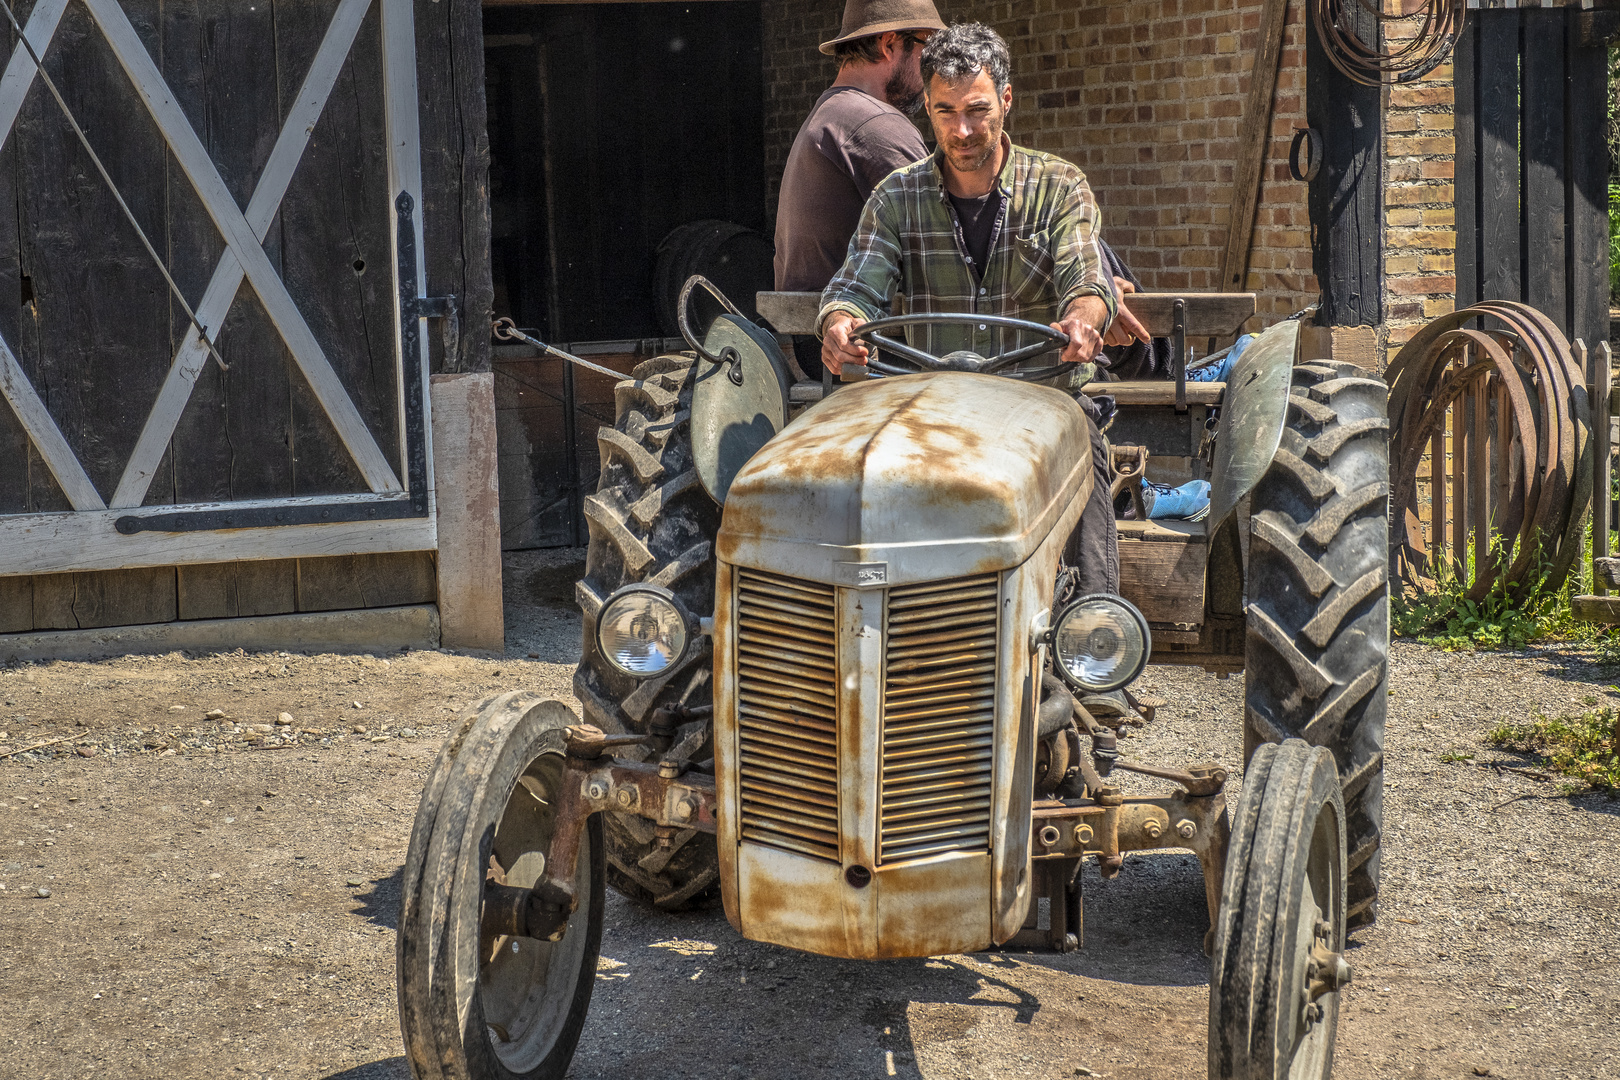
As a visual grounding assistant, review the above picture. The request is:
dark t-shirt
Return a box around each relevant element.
[947,189,1002,279]
[773,87,928,293]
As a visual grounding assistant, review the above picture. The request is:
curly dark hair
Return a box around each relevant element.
[920,22,1010,95]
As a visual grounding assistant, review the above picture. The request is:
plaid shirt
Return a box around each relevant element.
[817,136,1116,359]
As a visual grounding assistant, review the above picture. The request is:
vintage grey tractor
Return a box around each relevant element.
[397,282,1389,1080]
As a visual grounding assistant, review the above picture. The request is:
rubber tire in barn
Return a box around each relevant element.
[573,354,724,910]
[1243,360,1389,929]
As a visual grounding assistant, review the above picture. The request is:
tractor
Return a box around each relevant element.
[397,281,1389,1080]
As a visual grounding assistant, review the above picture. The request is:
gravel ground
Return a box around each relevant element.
[0,552,1615,1079]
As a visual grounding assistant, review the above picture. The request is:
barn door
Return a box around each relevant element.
[0,0,450,578]
[1454,7,1611,351]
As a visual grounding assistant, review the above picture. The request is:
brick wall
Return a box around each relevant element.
[1381,19,1458,361]
[761,0,1319,329]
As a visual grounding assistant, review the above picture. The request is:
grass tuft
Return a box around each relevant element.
[1486,708,1620,793]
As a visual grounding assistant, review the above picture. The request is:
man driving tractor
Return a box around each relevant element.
[815,22,1129,611]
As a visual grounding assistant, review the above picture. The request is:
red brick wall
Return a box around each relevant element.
[761,0,1319,330]
[1381,22,1457,359]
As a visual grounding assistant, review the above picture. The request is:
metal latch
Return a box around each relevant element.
[411,295,460,372]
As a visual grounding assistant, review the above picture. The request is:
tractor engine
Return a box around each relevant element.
[711,372,1094,959]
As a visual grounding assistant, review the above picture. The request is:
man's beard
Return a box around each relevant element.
[885,68,924,116]
[946,112,1004,172]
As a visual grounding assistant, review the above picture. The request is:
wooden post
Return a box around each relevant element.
[1589,340,1611,597]
[431,372,505,654]
[1217,0,1291,295]
[1305,0,1382,335]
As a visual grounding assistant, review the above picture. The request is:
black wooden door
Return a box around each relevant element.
[1455,8,1611,351]
[0,0,490,614]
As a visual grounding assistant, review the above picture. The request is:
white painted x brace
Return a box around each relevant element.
[0,0,427,512]
[0,0,438,577]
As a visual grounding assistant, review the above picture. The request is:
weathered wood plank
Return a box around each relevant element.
[69,567,177,630]
[30,574,74,630]
[1216,0,1290,292]
[1118,535,1208,627]
[0,576,29,634]
[0,502,436,578]
[177,560,300,621]
[1454,20,1479,312]
[1477,13,1521,304]
[1305,0,1382,326]
[275,0,403,499]
[296,552,437,613]
[431,372,503,652]
[416,0,494,375]
[1567,16,1610,354]
[1521,12,1566,322]
[84,0,401,494]
[1591,342,1611,594]
[1572,595,1620,623]
[119,0,376,509]
[14,0,169,508]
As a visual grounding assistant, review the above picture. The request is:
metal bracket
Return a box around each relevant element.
[1172,297,1188,413]
[412,294,460,372]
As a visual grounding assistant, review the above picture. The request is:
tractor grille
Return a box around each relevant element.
[734,569,840,862]
[879,574,1000,863]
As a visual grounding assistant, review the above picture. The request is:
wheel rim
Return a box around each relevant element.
[1285,797,1343,1079]
[478,754,594,1072]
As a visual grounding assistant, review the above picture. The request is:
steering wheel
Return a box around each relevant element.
[851,312,1073,381]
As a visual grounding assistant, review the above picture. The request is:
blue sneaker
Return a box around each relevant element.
[1141,478,1211,521]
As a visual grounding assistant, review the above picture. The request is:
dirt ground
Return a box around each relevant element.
[1,548,1616,1080]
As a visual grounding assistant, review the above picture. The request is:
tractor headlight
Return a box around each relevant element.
[596,585,689,678]
[1050,593,1151,693]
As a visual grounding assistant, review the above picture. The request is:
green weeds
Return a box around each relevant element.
[1486,708,1620,793]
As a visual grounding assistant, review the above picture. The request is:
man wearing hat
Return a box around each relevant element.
[772,0,946,378]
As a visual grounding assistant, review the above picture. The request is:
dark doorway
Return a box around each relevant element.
[483,2,766,551]
[484,1,765,340]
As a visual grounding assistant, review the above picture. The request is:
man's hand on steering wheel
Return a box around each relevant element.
[821,311,867,375]
[1051,294,1109,365]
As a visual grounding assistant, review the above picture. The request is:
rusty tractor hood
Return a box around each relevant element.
[716,372,1093,587]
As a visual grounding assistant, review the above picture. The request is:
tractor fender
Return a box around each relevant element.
[1208,318,1301,530]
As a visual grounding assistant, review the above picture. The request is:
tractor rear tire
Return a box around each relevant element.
[573,354,723,911]
[1243,360,1389,929]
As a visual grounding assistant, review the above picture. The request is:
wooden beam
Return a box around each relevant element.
[430,373,505,654]
[1572,595,1620,623]
[1306,0,1382,326]
[1119,294,1257,339]
[1217,0,1291,293]
[0,500,436,578]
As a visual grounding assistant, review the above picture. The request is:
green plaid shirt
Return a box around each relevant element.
[817,136,1116,359]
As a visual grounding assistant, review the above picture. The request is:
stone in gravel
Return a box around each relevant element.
[351,725,366,734]
[347,878,364,887]
[264,790,279,797]
[248,723,273,734]
[527,652,540,659]
[399,728,418,738]
[205,709,225,720]
[35,886,49,898]
[74,746,95,758]
[352,701,363,709]
[168,705,185,713]
[275,713,293,726]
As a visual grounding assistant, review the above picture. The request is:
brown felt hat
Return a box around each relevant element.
[819,0,947,55]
